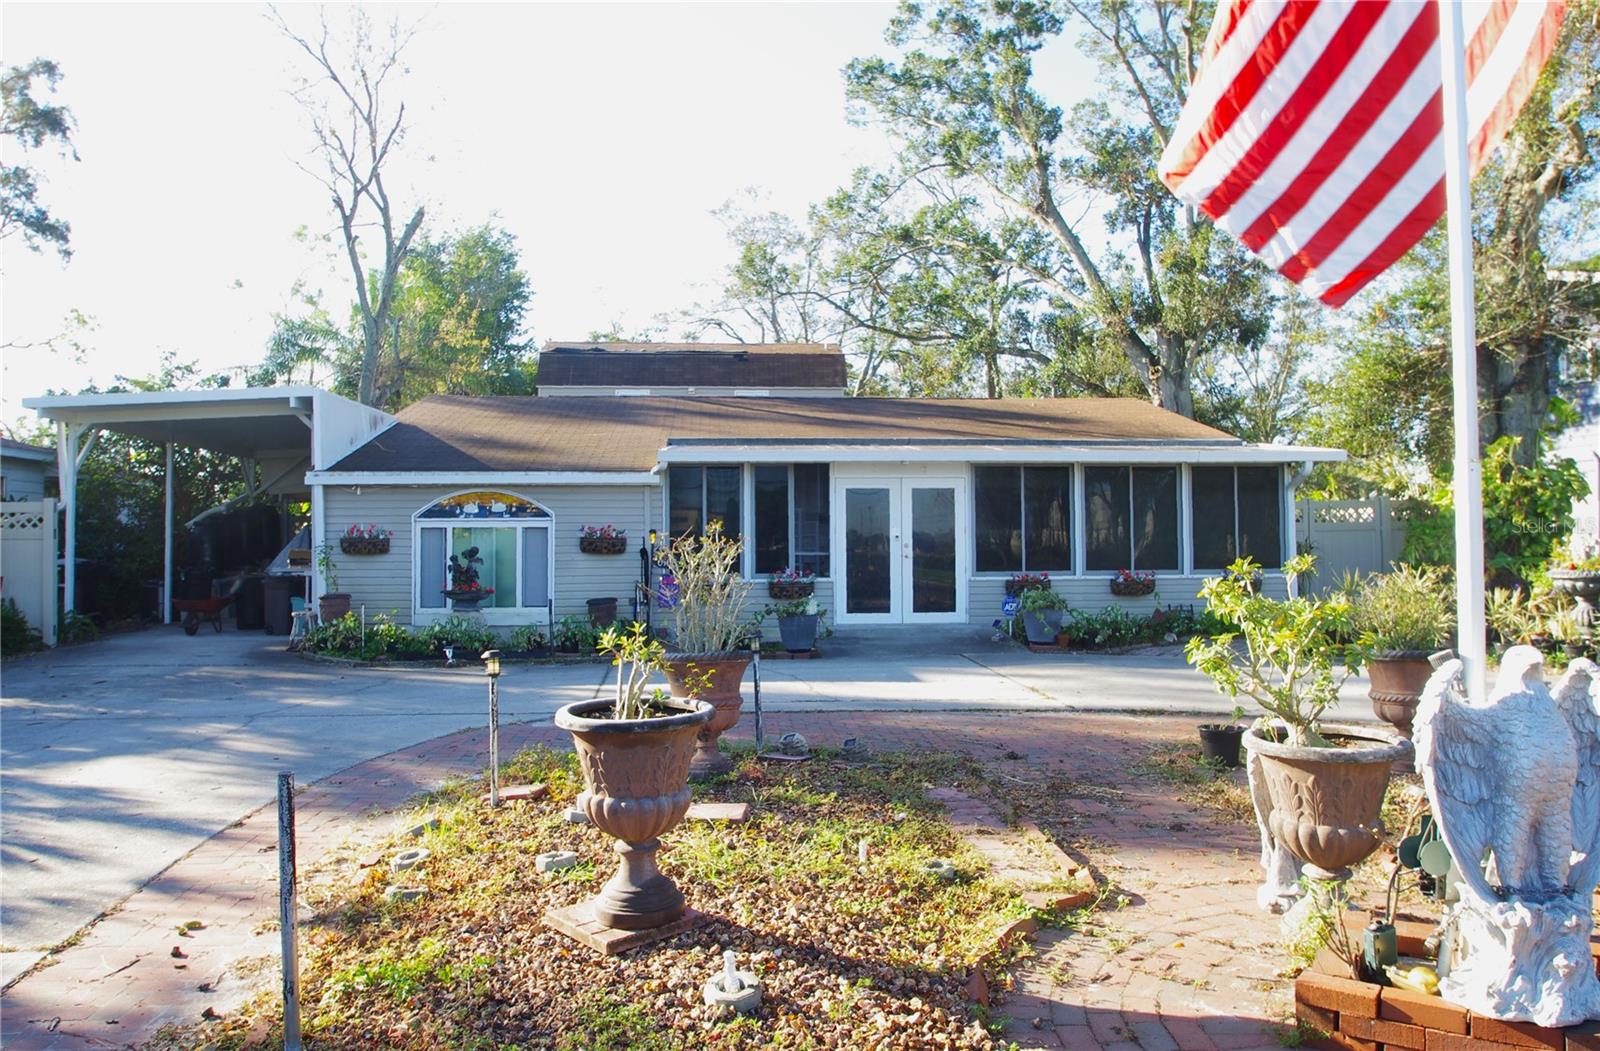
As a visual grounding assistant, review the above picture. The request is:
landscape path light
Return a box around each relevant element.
[482,649,502,807]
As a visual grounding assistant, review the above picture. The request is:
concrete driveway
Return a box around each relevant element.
[0,622,1376,987]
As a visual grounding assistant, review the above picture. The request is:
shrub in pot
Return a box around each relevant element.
[756,596,824,653]
[441,547,494,613]
[1197,706,1246,769]
[1019,585,1069,645]
[656,521,754,777]
[1347,563,1455,760]
[554,623,712,929]
[1188,556,1410,891]
[315,544,351,622]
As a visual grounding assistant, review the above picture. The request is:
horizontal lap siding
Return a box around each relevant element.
[324,484,655,626]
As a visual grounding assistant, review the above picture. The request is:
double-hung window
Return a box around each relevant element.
[668,466,742,540]
[1084,466,1179,572]
[416,491,552,617]
[973,466,1072,573]
[752,464,830,576]
[1190,466,1283,569]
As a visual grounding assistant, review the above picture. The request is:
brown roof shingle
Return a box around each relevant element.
[328,396,1242,474]
[537,342,848,389]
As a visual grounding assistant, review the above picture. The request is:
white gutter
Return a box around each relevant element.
[305,470,662,486]
[655,442,1347,465]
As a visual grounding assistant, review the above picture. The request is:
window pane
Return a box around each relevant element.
[844,487,891,614]
[1023,467,1072,571]
[1131,467,1179,571]
[753,465,789,574]
[974,466,1022,573]
[521,526,551,609]
[419,527,446,608]
[669,467,702,537]
[1237,467,1283,567]
[792,463,829,576]
[493,527,518,607]
[1191,466,1236,569]
[705,466,742,541]
[1084,467,1131,571]
[911,487,957,613]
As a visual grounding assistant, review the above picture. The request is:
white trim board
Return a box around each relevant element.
[656,443,1344,465]
[307,471,662,486]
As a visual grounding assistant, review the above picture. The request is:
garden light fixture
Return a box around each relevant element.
[482,649,502,807]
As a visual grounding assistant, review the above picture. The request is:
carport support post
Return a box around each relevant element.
[163,441,174,624]
[56,421,76,614]
[277,771,303,1050]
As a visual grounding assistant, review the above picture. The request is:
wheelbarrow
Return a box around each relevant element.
[173,594,235,635]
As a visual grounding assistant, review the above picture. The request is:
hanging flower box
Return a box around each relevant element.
[768,567,816,599]
[339,524,392,555]
[579,524,628,555]
[1109,569,1155,597]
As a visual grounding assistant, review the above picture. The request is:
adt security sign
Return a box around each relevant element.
[1000,595,1021,618]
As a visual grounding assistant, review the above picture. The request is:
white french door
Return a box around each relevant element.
[835,476,966,624]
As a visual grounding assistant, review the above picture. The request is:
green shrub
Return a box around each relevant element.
[509,624,548,651]
[553,614,600,652]
[1,599,42,656]
[59,610,100,645]
[1348,564,1454,652]
[419,616,497,655]
[1020,586,1069,612]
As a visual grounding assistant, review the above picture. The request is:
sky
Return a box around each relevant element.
[0,2,1097,428]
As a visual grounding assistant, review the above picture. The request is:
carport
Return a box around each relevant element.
[21,386,393,621]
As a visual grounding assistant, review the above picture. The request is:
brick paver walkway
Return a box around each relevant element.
[1,709,1293,1050]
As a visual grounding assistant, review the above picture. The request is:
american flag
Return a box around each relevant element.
[1157,0,1567,307]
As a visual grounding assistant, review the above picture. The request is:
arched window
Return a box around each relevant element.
[414,491,553,619]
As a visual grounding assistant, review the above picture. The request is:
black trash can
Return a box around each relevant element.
[263,575,296,636]
[234,574,266,631]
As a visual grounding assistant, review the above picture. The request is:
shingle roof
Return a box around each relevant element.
[328,395,1242,473]
[537,342,848,389]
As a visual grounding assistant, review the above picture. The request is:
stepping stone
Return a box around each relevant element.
[483,783,547,804]
[686,802,751,823]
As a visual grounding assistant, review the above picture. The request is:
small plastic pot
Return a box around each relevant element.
[1197,723,1245,768]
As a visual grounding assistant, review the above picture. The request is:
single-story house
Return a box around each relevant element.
[1,437,58,501]
[304,341,1343,632]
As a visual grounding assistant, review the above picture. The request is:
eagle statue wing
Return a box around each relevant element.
[1413,657,1498,903]
[1553,658,1600,893]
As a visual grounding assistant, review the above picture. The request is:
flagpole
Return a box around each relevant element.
[1438,0,1488,705]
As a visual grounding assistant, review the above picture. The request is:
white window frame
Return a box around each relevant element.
[1080,464,1184,577]
[969,464,1076,578]
[412,489,555,627]
[1187,465,1288,573]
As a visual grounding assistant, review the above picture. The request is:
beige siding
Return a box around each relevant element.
[325,483,656,626]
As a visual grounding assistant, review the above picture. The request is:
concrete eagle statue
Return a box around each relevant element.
[1413,648,1600,1026]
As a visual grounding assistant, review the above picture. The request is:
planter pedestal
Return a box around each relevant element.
[664,653,751,778]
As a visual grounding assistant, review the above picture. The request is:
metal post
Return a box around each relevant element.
[1439,0,1487,705]
[276,771,303,1051]
[57,422,76,615]
[751,637,763,754]
[163,441,174,625]
[488,677,500,807]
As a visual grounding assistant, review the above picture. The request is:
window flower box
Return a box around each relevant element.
[1110,569,1155,597]
[578,525,628,555]
[768,567,816,600]
[339,524,392,555]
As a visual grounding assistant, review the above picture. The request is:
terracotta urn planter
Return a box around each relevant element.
[1244,722,1412,881]
[553,697,713,930]
[663,652,751,778]
[1366,651,1436,771]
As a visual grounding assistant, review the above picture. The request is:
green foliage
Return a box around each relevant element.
[552,614,599,652]
[508,624,546,651]
[755,595,825,621]
[323,936,493,1004]
[1,58,77,259]
[1,599,42,656]
[419,616,496,655]
[1186,557,1367,747]
[554,994,674,1051]
[58,609,100,645]
[1485,585,1556,646]
[1019,586,1069,612]
[657,520,754,653]
[1347,564,1455,653]
[1400,410,1590,585]
[597,621,678,721]
[303,612,488,661]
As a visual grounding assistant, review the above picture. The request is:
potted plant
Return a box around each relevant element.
[1187,556,1410,882]
[442,547,494,613]
[578,524,628,555]
[1197,705,1247,769]
[767,566,816,600]
[1550,539,1600,629]
[1110,568,1156,597]
[315,544,351,622]
[1005,571,1051,597]
[587,597,619,628]
[756,596,824,653]
[1019,585,1069,645]
[339,523,392,555]
[1547,607,1590,659]
[656,521,754,777]
[1347,564,1454,761]
[1486,584,1552,652]
[553,622,713,930]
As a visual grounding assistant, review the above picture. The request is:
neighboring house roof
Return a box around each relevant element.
[321,394,1327,476]
[0,437,57,467]
[537,342,848,389]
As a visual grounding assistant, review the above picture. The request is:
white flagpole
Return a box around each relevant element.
[1438,0,1488,704]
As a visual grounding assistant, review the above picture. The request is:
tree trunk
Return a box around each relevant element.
[1478,338,1555,464]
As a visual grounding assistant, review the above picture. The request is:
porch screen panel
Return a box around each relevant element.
[705,467,742,540]
[974,466,1022,573]
[1131,467,1179,570]
[1236,467,1283,567]
[1190,467,1236,569]
[1023,467,1072,571]
[419,527,447,608]
[521,526,551,609]
[753,466,789,574]
[669,467,702,537]
[792,464,830,576]
[1084,467,1131,571]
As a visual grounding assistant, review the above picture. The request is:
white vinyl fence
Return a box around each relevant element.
[1,499,59,645]
[1295,495,1412,595]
